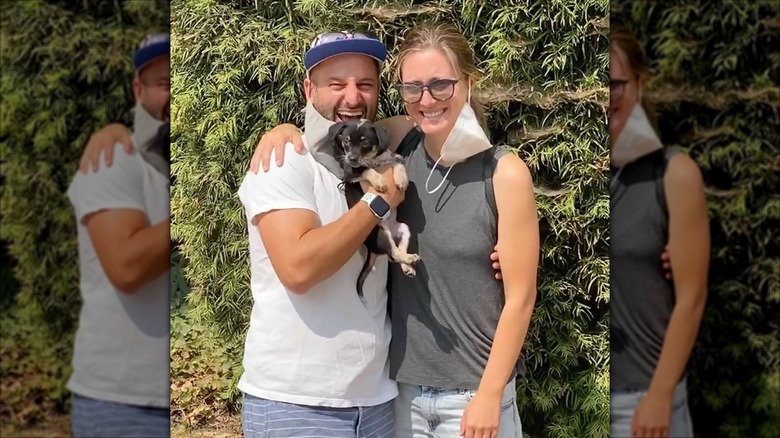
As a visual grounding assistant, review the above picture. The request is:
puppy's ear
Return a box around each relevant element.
[373,124,390,150]
[328,122,348,143]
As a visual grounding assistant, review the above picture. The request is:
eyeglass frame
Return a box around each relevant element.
[392,78,460,104]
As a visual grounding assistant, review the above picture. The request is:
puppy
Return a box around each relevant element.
[326,119,421,297]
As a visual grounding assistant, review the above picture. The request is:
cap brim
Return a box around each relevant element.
[134,41,170,72]
[304,39,386,71]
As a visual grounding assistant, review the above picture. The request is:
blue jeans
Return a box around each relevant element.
[610,378,693,438]
[241,392,395,438]
[70,393,169,438]
[394,379,522,438]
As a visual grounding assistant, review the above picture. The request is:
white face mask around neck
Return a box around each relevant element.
[424,83,492,194]
[611,90,663,168]
[303,101,335,153]
[133,102,165,154]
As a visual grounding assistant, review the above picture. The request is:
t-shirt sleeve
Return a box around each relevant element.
[237,144,317,225]
[66,143,146,224]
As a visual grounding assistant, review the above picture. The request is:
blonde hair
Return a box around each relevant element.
[394,23,488,131]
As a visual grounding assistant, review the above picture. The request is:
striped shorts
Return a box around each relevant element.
[242,392,395,438]
[71,393,169,438]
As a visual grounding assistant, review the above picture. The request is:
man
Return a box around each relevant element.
[234,32,410,437]
[65,33,171,438]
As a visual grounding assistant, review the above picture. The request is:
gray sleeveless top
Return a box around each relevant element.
[610,148,683,391]
[388,142,519,390]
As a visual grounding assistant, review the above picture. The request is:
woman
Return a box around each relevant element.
[609,24,709,438]
[255,23,537,438]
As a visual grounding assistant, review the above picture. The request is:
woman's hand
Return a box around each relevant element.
[249,124,305,173]
[79,123,133,173]
[460,392,501,438]
[631,390,673,438]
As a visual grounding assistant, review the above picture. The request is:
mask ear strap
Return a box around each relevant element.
[467,80,472,106]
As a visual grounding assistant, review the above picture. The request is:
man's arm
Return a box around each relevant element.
[461,155,539,436]
[257,203,381,295]
[375,115,416,152]
[243,147,404,295]
[250,116,416,173]
[85,211,170,294]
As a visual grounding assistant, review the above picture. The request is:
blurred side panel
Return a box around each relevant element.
[610,1,779,437]
[0,1,170,436]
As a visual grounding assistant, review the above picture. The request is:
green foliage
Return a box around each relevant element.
[170,309,243,428]
[613,1,780,437]
[0,294,74,425]
[171,0,609,436]
[0,0,169,426]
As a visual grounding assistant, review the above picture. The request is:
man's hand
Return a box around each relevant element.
[490,244,502,280]
[79,123,133,173]
[661,245,672,280]
[460,392,501,438]
[249,124,305,173]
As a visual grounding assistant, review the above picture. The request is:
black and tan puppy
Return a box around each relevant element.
[327,119,420,297]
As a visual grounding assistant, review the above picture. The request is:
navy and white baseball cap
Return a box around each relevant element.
[134,33,170,73]
[304,31,387,72]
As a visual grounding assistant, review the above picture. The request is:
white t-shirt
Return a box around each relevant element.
[236,144,396,408]
[65,141,170,408]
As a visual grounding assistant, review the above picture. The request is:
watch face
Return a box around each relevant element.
[370,196,391,217]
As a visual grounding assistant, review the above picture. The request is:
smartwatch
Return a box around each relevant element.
[361,192,391,220]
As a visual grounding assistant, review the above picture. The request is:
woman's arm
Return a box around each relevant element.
[633,153,710,437]
[651,154,709,392]
[461,154,539,437]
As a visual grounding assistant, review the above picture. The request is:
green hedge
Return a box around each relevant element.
[171,0,609,436]
[0,0,169,426]
[613,1,780,437]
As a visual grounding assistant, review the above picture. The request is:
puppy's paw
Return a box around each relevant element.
[401,264,416,277]
[372,179,388,193]
[364,169,387,193]
[394,165,409,191]
[406,253,421,265]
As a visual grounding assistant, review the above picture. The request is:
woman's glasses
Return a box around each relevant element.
[393,79,459,104]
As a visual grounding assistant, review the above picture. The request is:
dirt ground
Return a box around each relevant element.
[0,414,242,438]
[0,414,71,438]
[171,415,242,438]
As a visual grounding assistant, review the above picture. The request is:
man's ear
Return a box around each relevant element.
[374,124,390,150]
[132,76,143,102]
[304,77,314,102]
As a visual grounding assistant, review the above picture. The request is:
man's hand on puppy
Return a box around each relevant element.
[251,123,304,173]
[360,165,405,210]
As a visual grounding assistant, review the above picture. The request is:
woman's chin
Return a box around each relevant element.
[418,118,450,136]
